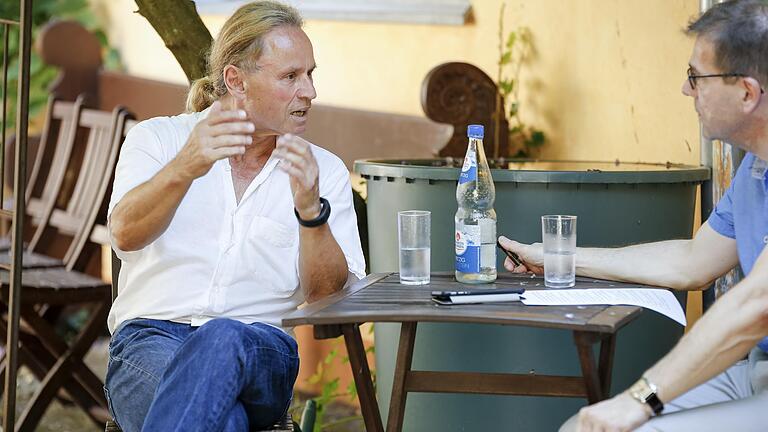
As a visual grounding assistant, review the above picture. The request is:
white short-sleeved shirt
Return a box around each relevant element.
[106,108,366,333]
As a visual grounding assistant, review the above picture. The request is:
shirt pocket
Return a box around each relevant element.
[248,216,299,297]
[251,216,297,248]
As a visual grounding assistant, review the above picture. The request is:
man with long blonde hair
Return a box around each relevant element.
[104,2,364,431]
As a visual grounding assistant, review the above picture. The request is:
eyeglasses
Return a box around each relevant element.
[687,66,764,93]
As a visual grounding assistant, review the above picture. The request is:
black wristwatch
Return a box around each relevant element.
[629,376,664,415]
[295,197,331,227]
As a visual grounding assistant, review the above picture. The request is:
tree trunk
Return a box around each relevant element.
[135,0,212,82]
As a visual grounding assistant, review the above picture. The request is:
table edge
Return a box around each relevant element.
[281,272,391,325]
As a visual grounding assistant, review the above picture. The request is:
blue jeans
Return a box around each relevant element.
[104,318,299,432]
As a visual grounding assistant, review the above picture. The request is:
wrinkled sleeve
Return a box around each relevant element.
[320,157,366,281]
[107,122,169,257]
[706,166,741,240]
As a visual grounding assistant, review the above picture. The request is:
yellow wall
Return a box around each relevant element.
[308,0,702,164]
[94,0,701,164]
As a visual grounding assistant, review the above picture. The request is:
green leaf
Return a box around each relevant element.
[104,49,123,71]
[307,361,324,384]
[509,102,519,117]
[319,378,340,402]
[499,79,514,96]
[499,51,512,66]
[346,381,358,400]
[323,348,337,365]
[73,10,98,30]
[530,130,546,146]
[312,403,325,432]
[506,32,517,48]
[524,130,546,148]
[7,59,20,81]
[29,55,45,74]
[55,0,90,16]
[94,30,109,46]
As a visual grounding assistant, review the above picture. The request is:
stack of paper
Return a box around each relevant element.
[521,289,686,326]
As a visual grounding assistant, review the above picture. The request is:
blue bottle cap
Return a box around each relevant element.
[467,124,484,138]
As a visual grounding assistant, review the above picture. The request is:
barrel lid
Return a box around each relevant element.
[353,159,711,184]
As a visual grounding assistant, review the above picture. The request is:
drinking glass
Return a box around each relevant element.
[398,210,431,285]
[541,215,577,288]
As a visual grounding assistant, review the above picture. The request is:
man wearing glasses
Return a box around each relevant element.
[500,1,768,430]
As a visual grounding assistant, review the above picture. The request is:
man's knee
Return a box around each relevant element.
[189,318,267,364]
[195,318,249,344]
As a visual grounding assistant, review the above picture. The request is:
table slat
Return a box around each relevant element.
[405,371,588,398]
[284,273,648,332]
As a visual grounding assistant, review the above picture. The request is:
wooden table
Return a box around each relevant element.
[283,272,644,432]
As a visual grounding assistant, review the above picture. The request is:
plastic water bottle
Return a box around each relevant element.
[455,124,497,283]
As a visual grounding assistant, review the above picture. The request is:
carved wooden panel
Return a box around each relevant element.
[421,62,508,158]
[37,20,102,104]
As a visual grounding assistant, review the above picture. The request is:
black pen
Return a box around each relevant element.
[496,239,523,267]
[431,288,525,297]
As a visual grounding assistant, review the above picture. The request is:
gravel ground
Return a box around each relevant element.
[2,338,363,432]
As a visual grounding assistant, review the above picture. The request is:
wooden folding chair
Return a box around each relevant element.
[0,94,88,268]
[0,105,133,432]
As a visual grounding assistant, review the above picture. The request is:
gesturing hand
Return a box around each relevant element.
[497,235,544,274]
[273,134,320,220]
[173,100,255,180]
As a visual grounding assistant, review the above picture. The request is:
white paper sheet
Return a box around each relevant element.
[521,289,686,326]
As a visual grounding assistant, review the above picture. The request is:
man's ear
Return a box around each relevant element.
[223,65,247,99]
[741,76,763,113]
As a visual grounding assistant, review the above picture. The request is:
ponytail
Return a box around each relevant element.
[186,76,217,112]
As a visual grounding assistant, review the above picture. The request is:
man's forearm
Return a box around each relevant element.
[110,160,193,251]
[298,224,348,302]
[576,224,738,290]
[643,272,768,403]
[577,240,699,289]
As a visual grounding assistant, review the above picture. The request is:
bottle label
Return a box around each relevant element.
[455,223,481,273]
[459,149,477,184]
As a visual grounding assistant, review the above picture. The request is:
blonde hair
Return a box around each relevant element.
[186,1,303,112]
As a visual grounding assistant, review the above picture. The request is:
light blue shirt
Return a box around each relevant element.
[706,152,768,350]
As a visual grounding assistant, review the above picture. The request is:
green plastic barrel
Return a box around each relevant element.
[354,159,709,432]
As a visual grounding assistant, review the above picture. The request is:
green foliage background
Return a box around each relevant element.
[496,3,546,158]
[0,0,121,133]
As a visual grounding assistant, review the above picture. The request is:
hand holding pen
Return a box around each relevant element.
[497,236,544,275]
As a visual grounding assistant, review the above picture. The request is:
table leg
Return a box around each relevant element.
[573,331,603,404]
[598,334,616,397]
[386,322,417,432]
[342,323,383,432]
